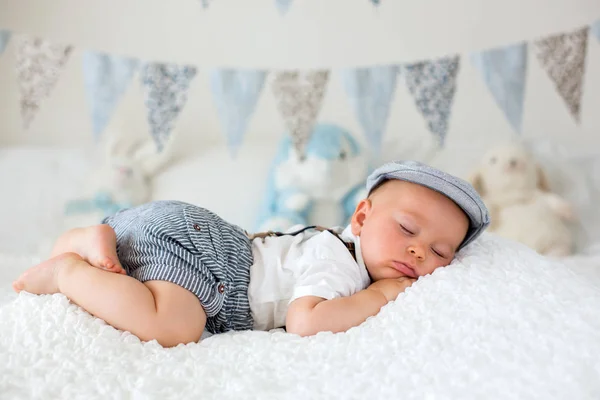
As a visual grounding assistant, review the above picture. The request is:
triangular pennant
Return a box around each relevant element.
[402,55,460,145]
[591,20,600,42]
[140,62,197,151]
[15,37,73,129]
[471,43,527,133]
[340,65,399,153]
[272,70,329,157]
[0,30,11,55]
[275,0,293,15]
[83,51,139,139]
[534,26,588,122]
[209,69,266,156]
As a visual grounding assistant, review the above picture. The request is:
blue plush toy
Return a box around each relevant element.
[256,123,370,232]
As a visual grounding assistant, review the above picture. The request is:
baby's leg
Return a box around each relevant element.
[50,224,125,274]
[13,253,206,347]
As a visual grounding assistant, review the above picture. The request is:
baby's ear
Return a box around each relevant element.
[350,199,371,236]
[536,164,551,192]
[468,168,485,196]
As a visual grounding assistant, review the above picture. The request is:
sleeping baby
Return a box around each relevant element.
[12,160,490,347]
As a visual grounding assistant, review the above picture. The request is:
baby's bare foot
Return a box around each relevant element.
[84,225,126,274]
[12,252,81,295]
[53,225,125,274]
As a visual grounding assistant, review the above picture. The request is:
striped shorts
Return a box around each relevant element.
[101,200,254,334]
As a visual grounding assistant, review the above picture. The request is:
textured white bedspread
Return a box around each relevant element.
[1,235,599,400]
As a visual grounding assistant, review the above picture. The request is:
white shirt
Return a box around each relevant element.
[247,225,371,331]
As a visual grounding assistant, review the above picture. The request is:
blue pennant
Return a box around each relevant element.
[275,0,293,15]
[83,52,139,138]
[471,43,527,133]
[340,65,399,154]
[591,20,600,42]
[140,63,197,151]
[210,69,266,157]
[0,30,10,55]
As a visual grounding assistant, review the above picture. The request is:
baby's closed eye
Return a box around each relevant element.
[400,224,413,235]
[431,248,450,259]
[432,245,454,259]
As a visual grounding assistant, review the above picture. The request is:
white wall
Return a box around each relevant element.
[1,0,598,68]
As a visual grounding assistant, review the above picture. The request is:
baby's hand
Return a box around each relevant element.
[367,277,416,302]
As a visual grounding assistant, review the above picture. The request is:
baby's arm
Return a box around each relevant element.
[286,277,415,336]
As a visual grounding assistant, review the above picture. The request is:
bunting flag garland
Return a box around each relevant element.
[140,63,197,151]
[272,70,330,157]
[1,17,599,154]
[209,69,266,156]
[275,0,293,15]
[15,37,73,129]
[591,20,600,41]
[402,56,460,145]
[0,30,11,55]
[340,65,399,153]
[83,52,139,139]
[534,26,588,122]
[471,43,528,133]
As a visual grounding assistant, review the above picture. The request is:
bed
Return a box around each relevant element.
[1,234,600,399]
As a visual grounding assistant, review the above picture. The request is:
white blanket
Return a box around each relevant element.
[1,235,599,399]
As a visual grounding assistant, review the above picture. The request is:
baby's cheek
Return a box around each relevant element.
[362,240,381,266]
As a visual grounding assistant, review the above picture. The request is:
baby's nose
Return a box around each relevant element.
[408,246,424,260]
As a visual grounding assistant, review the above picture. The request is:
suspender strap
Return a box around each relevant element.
[248,225,357,261]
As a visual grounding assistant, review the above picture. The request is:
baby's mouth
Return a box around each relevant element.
[391,261,417,278]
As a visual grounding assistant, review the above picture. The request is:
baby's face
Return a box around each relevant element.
[351,180,469,281]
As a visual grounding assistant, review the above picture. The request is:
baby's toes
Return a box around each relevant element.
[94,256,121,272]
[109,261,126,274]
[12,280,24,293]
[107,260,126,275]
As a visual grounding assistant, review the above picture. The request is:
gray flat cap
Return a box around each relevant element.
[366,160,490,249]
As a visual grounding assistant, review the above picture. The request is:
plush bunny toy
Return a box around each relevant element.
[468,143,575,257]
[63,134,174,227]
[256,123,369,232]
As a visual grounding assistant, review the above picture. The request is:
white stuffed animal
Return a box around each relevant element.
[62,133,174,229]
[469,143,575,257]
